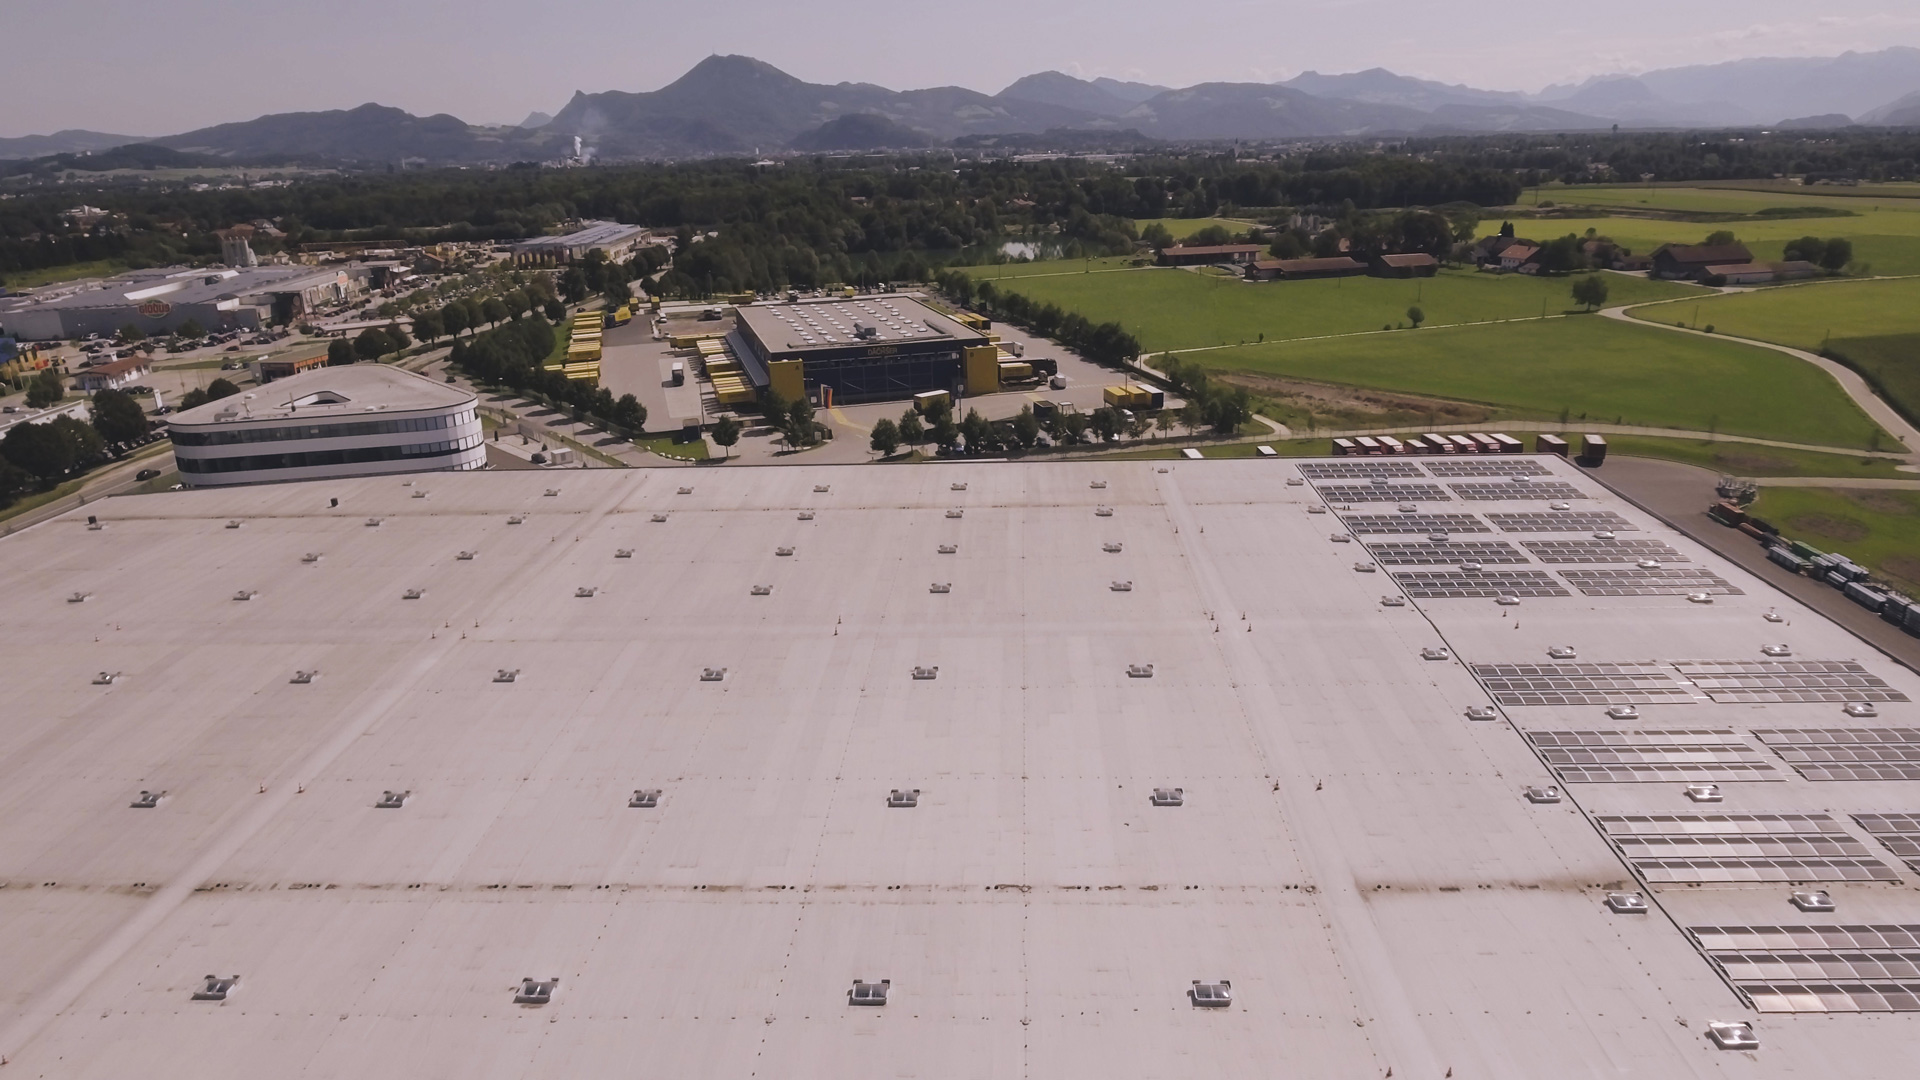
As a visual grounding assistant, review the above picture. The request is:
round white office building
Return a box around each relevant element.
[169,365,484,487]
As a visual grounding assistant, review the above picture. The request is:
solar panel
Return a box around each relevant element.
[1392,569,1567,598]
[1297,461,1425,480]
[1487,511,1635,533]
[1674,660,1910,703]
[1853,815,1920,875]
[1471,662,1696,706]
[1595,813,1898,883]
[1526,728,1780,783]
[1366,540,1528,565]
[1755,730,1920,781]
[1560,568,1741,596]
[1688,925,1920,1012]
[1449,481,1588,501]
[1521,539,1686,564]
[1422,459,1554,477]
[1314,483,1452,503]
[1341,513,1488,534]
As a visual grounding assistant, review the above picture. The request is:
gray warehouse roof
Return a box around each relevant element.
[4,264,352,313]
[0,457,1916,1076]
[736,294,986,356]
[510,220,647,254]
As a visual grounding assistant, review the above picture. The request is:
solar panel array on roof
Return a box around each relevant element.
[1487,511,1635,532]
[1691,925,1920,1013]
[1296,461,1425,480]
[1853,815,1920,874]
[1674,661,1911,703]
[1754,730,1920,781]
[1522,539,1686,564]
[1313,483,1451,503]
[1526,729,1780,783]
[1449,481,1589,501]
[1560,567,1741,595]
[1596,814,1899,883]
[1391,569,1567,598]
[1421,459,1554,477]
[1472,662,1697,705]
[1364,541,1527,565]
[1339,513,1487,534]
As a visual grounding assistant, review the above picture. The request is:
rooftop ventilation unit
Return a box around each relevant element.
[507,515,524,525]
[1606,705,1640,720]
[1095,506,1114,517]
[1509,475,1531,484]
[848,979,890,1006]
[1190,980,1231,1008]
[1111,581,1134,592]
[68,591,91,603]
[1330,534,1352,543]
[402,588,425,600]
[1370,477,1391,487]
[1763,608,1784,623]
[1308,506,1327,514]
[130,790,166,809]
[1354,563,1377,573]
[1524,785,1561,804]
[232,590,257,602]
[651,514,669,523]
[290,670,318,685]
[93,671,121,685]
[929,582,951,594]
[1593,531,1617,541]
[814,485,831,493]
[1127,664,1155,678]
[1549,502,1572,512]
[87,520,104,531]
[1686,592,1714,604]
[1790,888,1835,912]
[798,511,815,521]
[1495,595,1521,606]
[1547,645,1577,660]
[1604,891,1648,914]
[1844,702,1879,718]
[888,789,920,808]
[515,978,559,1006]
[1157,468,1170,474]
[1421,647,1451,661]
[575,587,597,598]
[412,490,428,499]
[937,544,958,554]
[775,547,794,557]
[677,486,695,495]
[1760,644,1793,657]
[629,789,661,808]
[750,585,772,596]
[615,549,633,559]
[226,520,243,530]
[911,666,939,681]
[1396,503,1418,513]
[1459,562,1483,572]
[951,482,968,491]
[1465,705,1497,721]
[1152,787,1184,806]
[1286,478,1304,487]
[701,667,728,682]
[301,552,322,564]
[543,488,560,497]
[192,975,239,1002]
[1428,532,1450,542]
[946,510,964,519]
[1638,559,1664,570]
[456,550,477,561]
[494,669,519,683]
[1685,783,1724,803]
[1090,480,1107,489]
[1381,595,1406,607]
[1103,542,1123,553]
[1705,1021,1758,1051]
[365,518,382,527]
[375,790,410,809]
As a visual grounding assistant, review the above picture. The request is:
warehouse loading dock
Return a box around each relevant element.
[732,294,991,406]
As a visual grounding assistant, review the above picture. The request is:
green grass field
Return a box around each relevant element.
[1480,214,1920,276]
[1524,183,1920,216]
[1600,435,1912,479]
[1132,217,1260,240]
[1185,317,1888,449]
[1628,277,1920,351]
[1747,486,1920,594]
[967,264,1703,351]
[971,256,1142,279]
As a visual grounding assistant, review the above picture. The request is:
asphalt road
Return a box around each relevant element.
[1594,455,1920,671]
[0,445,176,539]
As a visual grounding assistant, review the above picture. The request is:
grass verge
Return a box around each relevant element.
[1747,486,1920,595]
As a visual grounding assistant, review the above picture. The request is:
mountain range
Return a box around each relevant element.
[7,48,1920,164]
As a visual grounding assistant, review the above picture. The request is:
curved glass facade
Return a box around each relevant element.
[177,433,484,474]
[171,409,477,447]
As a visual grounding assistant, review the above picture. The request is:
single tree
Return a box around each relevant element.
[89,389,149,444]
[116,324,145,344]
[412,309,444,344]
[1154,411,1176,439]
[1703,230,1738,247]
[1571,275,1610,311]
[787,397,817,447]
[929,414,959,450]
[1819,237,1853,272]
[896,411,925,450]
[327,339,356,366]
[711,414,741,458]
[205,378,241,401]
[1406,305,1425,328]
[613,394,647,432]
[1179,399,1206,437]
[869,417,901,457]
[481,297,509,327]
[440,302,470,338]
[177,318,206,340]
[354,327,395,361]
[1089,406,1121,443]
[24,368,65,408]
[560,267,589,305]
[1127,414,1152,441]
[1010,405,1040,449]
[959,408,993,452]
[384,323,412,353]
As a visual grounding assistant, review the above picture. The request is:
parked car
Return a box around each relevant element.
[135,469,160,481]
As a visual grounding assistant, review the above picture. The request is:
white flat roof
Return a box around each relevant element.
[167,364,475,426]
[0,457,1916,1075]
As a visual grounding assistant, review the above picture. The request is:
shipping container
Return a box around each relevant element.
[1378,436,1406,454]
[1737,521,1769,542]
[1708,503,1742,527]
[1448,435,1480,453]
[1425,433,1457,453]
[1535,433,1569,457]
[1826,570,1851,588]
[1332,438,1358,456]
[1355,436,1384,455]
[1845,582,1889,612]
[998,361,1033,380]
[1905,603,1920,633]
[1788,540,1824,561]
[1881,599,1915,626]
[1492,433,1524,453]
[1767,548,1810,574]
[913,389,951,413]
[1578,433,1608,465]
[1468,433,1501,452]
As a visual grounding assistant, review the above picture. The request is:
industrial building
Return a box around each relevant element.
[0,458,1917,1076]
[509,221,650,266]
[0,265,367,342]
[731,295,993,405]
[166,364,483,487]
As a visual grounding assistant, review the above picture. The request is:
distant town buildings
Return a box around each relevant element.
[0,264,367,341]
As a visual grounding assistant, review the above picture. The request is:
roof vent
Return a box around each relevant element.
[1110,580,1134,592]
[911,666,939,681]
[1157,468,1170,474]
[1330,534,1352,543]
[232,590,257,602]
[1103,542,1124,553]
[93,671,121,685]
[1353,563,1376,573]
[1549,501,1572,511]
[1593,531,1616,541]
[1760,644,1792,657]
[1286,477,1304,487]
[1396,503,1418,513]
[1686,592,1713,604]
[1684,783,1724,803]
[652,514,669,523]
[494,669,519,683]
[1524,785,1561,804]
[68,591,91,603]
[798,511,815,521]
[1428,532,1450,542]
[1465,705,1497,721]
[1495,594,1521,606]
[814,485,831,493]
[848,979,890,1006]
[226,520,243,530]
[1381,595,1406,607]
[457,550,477,561]
[1637,559,1664,570]
[775,546,794,557]
[402,588,425,600]
[302,552,322,564]
[1606,705,1640,720]
[1705,1021,1758,1051]
[131,790,166,809]
[1546,645,1577,660]
[1509,475,1531,483]
[750,585,775,597]
[515,978,559,1006]
[87,520,105,531]
[1094,506,1114,517]
[888,788,920,808]
[575,587,597,598]
[629,789,661,809]
[701,667,728,682]
[375,790,410,809]
[1190,980,1231,1008]
[1370,477,1391,487]
[616,548,633,559]
[1090,480,1107,489]
[1459,562,1483,573]
[1421,647,1451,661]
[1152,788,1184,807]
[1844,702,1878,718]
[1763,608,1784,623]
[412,490,428,500]
[365,517,382,527]
[1127,664,1155,678]
[929,582,951,594]
[1604,891,1648,914]
[1308,506,1327,514]
[946,509,964,519]
[938,544,958,554]
[951,482,968,491]
[1790,888,1835,913]
[192,975,239,1002]
[677,487,694,495]
[290,670,318,685]
[507,515,525,525]
[543,488,560,497]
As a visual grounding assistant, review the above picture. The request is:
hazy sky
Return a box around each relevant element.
[7,0,1920,137]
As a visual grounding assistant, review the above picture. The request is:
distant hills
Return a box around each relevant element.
[8,47,1920,166]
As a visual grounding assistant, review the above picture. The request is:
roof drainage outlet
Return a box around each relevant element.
[515,978,559,1006]
[1705,1021,1758,1051]
[375,790,410,809]
[615,548,634,559]
[494,669,520,683]
[1604,892,1649,914]
[290,670,318,685]
[1190,980,1231,1008]
[849,979,890,1006]
[629,789,661,809]
[130,790,166,809]
[1095,506,1114,517]
[888,789,920,808]
[1110,580,1134,592]
[912,666,939,681]
[192,975,239,1002]
[929,582,951,594]
[1151,787,1184,807]
[701,667,728,682]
